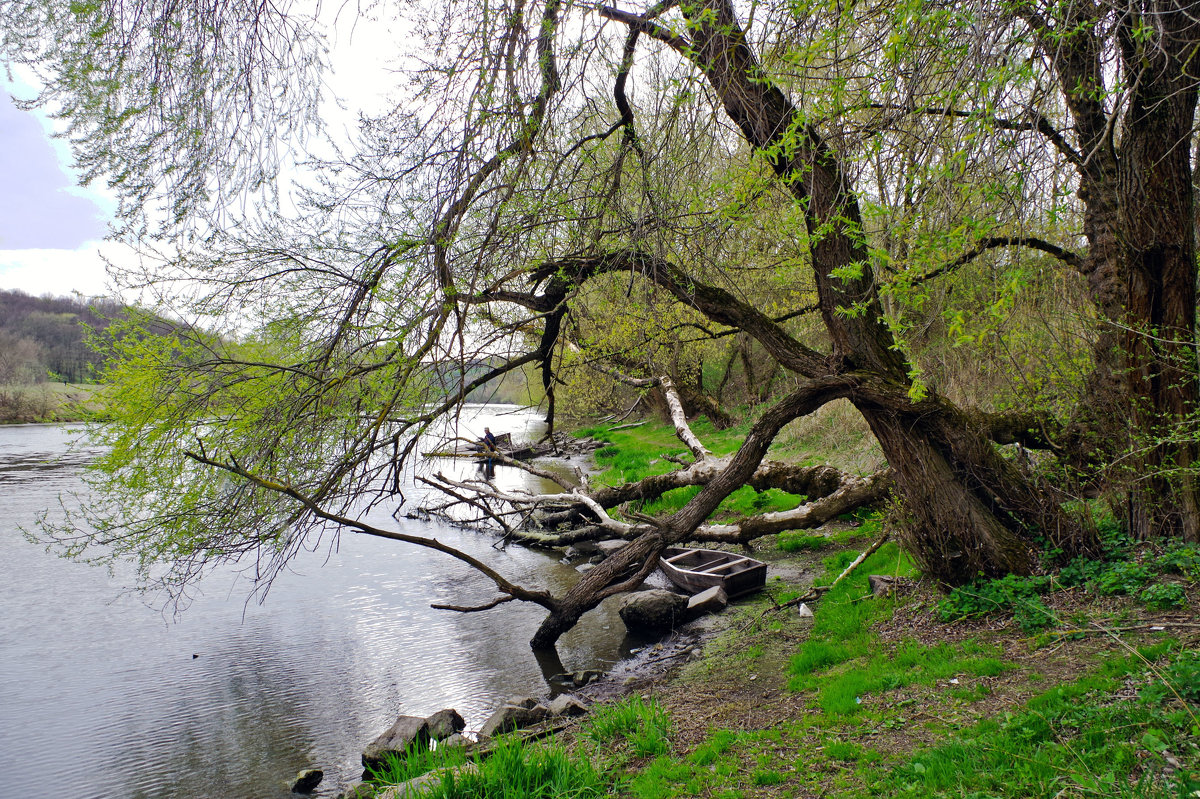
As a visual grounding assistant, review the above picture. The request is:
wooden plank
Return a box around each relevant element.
[698,556,750,574]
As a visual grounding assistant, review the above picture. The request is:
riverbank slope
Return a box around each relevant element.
[363,418,1199,798]
[0,383,105,424]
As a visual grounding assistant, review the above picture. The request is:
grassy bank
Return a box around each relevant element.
[0,383,106,424]
[366,419,1198,798]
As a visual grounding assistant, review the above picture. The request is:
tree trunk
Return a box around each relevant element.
[1048,3,1200,542]
[1115,28,1200,542]
[673,0,1083,574]
[864,408,1036,581]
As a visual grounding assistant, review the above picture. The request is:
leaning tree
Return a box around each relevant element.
[3,0,1196,647]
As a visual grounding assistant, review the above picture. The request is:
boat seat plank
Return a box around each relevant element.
[664,552,696,564]
[697,557,750,574]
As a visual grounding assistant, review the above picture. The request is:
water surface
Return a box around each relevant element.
[0,408,635,797]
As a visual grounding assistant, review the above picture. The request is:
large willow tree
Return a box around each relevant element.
[4,0,1197,646]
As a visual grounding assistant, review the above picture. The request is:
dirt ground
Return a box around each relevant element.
[570,540,1199,798]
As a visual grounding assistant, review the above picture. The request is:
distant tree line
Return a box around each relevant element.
[0,289,124,384]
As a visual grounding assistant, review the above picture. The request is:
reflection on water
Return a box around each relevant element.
[0,409,642,798]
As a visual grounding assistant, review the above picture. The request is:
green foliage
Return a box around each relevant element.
[940,533,1198,631]
[1138,582,1187,610]
[583,696,673,757]
[1141,649,1200,705]
[1094,560,1153,595]
[1155,541,1200,579]
[881,642,1199,798]
[937,574,1054,632]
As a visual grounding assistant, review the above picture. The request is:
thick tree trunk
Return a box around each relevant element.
[1115,35,1200,542]
[864,409,1036,581]
[672,0,1083,575]
[1049,2,1200,542]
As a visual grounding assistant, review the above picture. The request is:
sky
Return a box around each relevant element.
[0,13,400,303]
[0,82,119,298]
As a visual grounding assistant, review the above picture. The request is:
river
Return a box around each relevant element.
[0,407,639,798]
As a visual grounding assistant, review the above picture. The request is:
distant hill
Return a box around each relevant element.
[0,289,128,384]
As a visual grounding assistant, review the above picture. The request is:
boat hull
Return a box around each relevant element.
[659,547,767,598]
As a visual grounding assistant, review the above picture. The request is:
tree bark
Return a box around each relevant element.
[1040,0,1200,542]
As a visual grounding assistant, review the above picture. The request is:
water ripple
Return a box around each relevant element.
[0,416,633,798]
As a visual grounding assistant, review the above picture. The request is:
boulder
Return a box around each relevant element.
[362,715,431,773]
[375,772,441,799]
[596,539,627,556]
[573,669,604,686]
[291,769,323,794]
[547,669,603,689]
[439,733,469,748]
[546,694,589,717]
[619,589,688,633]
[685,585,728,619]
[868,574,900,598]
[376,763,478,799]
[425,708,466,741]
[564,542,600,560]
[478,700,551,737]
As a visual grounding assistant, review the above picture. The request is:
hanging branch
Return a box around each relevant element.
[183,450,560,611]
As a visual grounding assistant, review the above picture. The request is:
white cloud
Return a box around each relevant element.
[0,241,123,299]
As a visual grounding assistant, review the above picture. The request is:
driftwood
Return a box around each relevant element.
[422,373,889,546]
[417,374,891,648]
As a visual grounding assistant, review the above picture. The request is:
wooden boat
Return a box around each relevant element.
[659,547,767,598]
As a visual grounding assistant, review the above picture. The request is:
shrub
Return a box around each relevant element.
[1139,582,1187,610]
[1154,541,1200,579]
[1095,561,1152,595]
[937,574,1054,632]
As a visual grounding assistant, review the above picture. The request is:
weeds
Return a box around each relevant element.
[880,641,1199,798]
[583,695,673,757]
[369,739,605,799]
[937,536,1197,632]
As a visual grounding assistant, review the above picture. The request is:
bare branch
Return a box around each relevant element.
[183,451,560,611]
[431,596,517,613]
[906,236,1086,286]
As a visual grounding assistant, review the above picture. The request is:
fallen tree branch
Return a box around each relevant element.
[693,469,892,543]
[830,530,891,590]
[431,595,517,612]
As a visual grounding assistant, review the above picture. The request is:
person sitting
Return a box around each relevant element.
[482,427,498,452]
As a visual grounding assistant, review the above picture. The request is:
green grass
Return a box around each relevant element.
[572,421,807,519]
[782,538,1021,718]
[777,532,828,551]
[370,738,606,799]
[583,695,673,757]
[878,641,1199,798]
[366,743,468,784]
